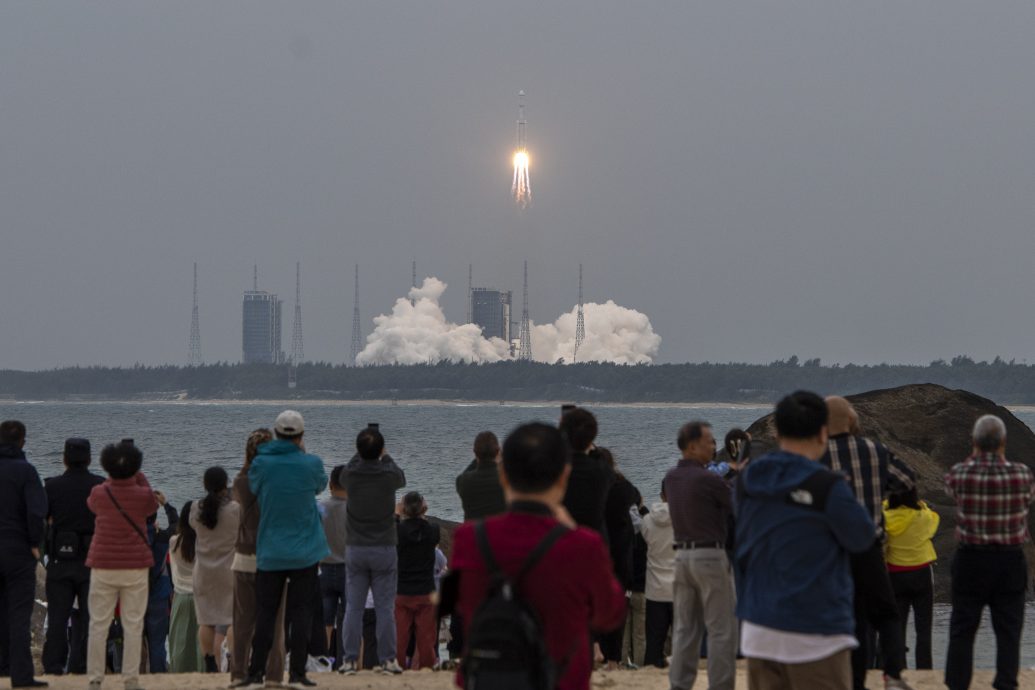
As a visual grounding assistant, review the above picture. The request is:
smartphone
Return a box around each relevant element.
[121,438,134,446]
[367,423,380,430]
[561,404,576,415]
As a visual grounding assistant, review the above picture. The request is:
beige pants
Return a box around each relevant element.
[87,568,149,688]
[747,649,852,690]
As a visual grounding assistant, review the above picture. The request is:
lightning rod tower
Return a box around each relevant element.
[410,260,417,306]
[291,262,304,363]
[188,262,202,366]
[466,263,473,324]
[518,260,533,361]
[574,264,585,363]
[350,264,363,365]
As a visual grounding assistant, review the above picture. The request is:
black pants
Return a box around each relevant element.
[945,547,1026,690]
[0,553,38,685]
[644,599,673,668]
[42,561,91,674]
[889,564,934,670]
[598,608,627,663]
[248,564,320,680]
[850,539,904,690]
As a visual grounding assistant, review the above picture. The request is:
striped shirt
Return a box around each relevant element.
[821,434,916,538]
[944,453,1035,546]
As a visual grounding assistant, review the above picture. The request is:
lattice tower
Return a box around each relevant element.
[291,262,304,363]
[188,262,202,366]
[350,264,363,365]
[574,264,585,363]
[518,260,533,361]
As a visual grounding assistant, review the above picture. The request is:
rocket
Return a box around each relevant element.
[516,90,527,149]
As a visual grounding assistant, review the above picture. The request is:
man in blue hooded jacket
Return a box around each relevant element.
[734,391,875,690]
[234,410,328,690]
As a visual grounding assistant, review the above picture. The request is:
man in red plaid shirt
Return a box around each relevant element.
[943,414,1035,690]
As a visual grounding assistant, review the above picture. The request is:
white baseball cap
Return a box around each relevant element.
[274,410,305,437]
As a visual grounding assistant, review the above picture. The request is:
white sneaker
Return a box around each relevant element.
[337,661,358,676]
[376,660,404,675]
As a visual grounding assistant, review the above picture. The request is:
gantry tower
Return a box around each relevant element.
[350,264,363,365]
[574,264,585,363]
[518,260,533,361]
[188,262,202,366]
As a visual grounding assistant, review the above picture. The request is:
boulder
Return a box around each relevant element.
[743,383,1035,602]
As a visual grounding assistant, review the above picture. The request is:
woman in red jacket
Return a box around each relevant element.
[85,442,159,690]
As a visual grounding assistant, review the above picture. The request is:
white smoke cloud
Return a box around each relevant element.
[532,301,661,364]
[355,278,510,365]
[357,278,661,366]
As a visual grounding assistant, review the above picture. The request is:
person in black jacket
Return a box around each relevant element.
[598,449,640,670]
[42,438,104,675]
[394,492,440,670]
[455,432,505,522]
[0,420,48,689]
[559,408,615,536]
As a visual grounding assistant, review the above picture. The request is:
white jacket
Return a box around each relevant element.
[640,501,675,603]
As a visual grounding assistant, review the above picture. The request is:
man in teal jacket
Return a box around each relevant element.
[235,410,328,690]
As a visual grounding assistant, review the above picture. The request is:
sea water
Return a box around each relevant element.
[2,399,1033,669]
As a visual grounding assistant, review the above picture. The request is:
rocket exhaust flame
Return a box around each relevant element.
[512,90,531,208]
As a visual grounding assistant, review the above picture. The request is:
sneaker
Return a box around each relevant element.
[286,674,316,689]
[229,675,265,690]
[88,682,101,690]
[884,675,915,690]
[337,661,358,676]
[376,660,404,675]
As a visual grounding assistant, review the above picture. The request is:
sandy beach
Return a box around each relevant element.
[30,667,1035,689]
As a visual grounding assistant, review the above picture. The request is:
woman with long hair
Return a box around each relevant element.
[190,466,240,672]
[883,486,939,670]
[168,501,205,672]
[229,429,288,686]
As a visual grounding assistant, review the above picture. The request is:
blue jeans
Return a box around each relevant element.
[145,592,170,673]
[319,563,346,663]
[343,546,397,664]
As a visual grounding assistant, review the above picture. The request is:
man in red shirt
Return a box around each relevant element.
[449,422,627,690]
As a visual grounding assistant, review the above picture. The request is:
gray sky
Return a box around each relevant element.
[2,2,1034,369]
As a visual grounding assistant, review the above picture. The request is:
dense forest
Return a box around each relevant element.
[2,356,1035,403]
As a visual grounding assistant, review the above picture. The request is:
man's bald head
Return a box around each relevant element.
[825,396,860,436]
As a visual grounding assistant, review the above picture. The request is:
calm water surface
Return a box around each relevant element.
[3,400,1034,670]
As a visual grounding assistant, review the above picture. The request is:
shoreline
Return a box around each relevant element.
[0,398,774,409]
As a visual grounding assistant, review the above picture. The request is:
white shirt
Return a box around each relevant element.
[741,621,857,664]
[168,535,195,595]
[640,502,676,603]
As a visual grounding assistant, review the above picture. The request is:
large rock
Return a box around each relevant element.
[742,383,1035,602]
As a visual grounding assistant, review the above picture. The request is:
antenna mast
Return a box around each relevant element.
[350,264,363,365]
[518,260,533,361]
[188,262,202,366]
[574,264,585,363]
[253,264,258,291]
[411,260,417,306]
[466,263,473,323]
[291,262,304,363]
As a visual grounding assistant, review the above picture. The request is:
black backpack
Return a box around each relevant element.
[462,521,569,690]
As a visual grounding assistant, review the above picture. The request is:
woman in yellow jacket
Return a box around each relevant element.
[883,487,939,670]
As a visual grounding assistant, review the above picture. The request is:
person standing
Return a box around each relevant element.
[882,487,938,670]
[85,441,159,690]
[319,465,348,667]
[449,422,626,690]
[229,429,286,687]
[234,411,328,690]
[944,415,1035,690]
[394,491,440,670]
[560,408,615,535]
[0,420,48,689]
[640,487,675,669]
[455,432,506,522]
[735,391,875,690]
[190,467,240,672]
[663,421,737,690]
[339,426,406,676]
[42,438,104,676]
[821,396,915,690]
[142,492,177,674]
[599,450,639,670]
[167,502,204,673]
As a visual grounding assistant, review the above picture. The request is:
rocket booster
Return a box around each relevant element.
[516,89,527,149]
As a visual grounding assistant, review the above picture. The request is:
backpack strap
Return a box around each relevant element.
[515,524,569,587]
[474,520,503,579]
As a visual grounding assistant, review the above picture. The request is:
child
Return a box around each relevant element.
[394,492,440,670]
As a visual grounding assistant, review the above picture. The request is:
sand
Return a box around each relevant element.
[32,667,1035,690]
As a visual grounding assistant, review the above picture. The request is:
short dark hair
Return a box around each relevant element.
[64,437,92,468]
[559,408,597,451]
[677,421,711,451]
[100,442,143,480]
[774,391,828,439]
[356,428,385,460]
[402,491,425,518]
[0,420,26,447]
[473,431,500,463]
[330,464,345,490]
[502,422,571,493]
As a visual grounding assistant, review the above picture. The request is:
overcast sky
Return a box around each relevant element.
[2,2,1034,369]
